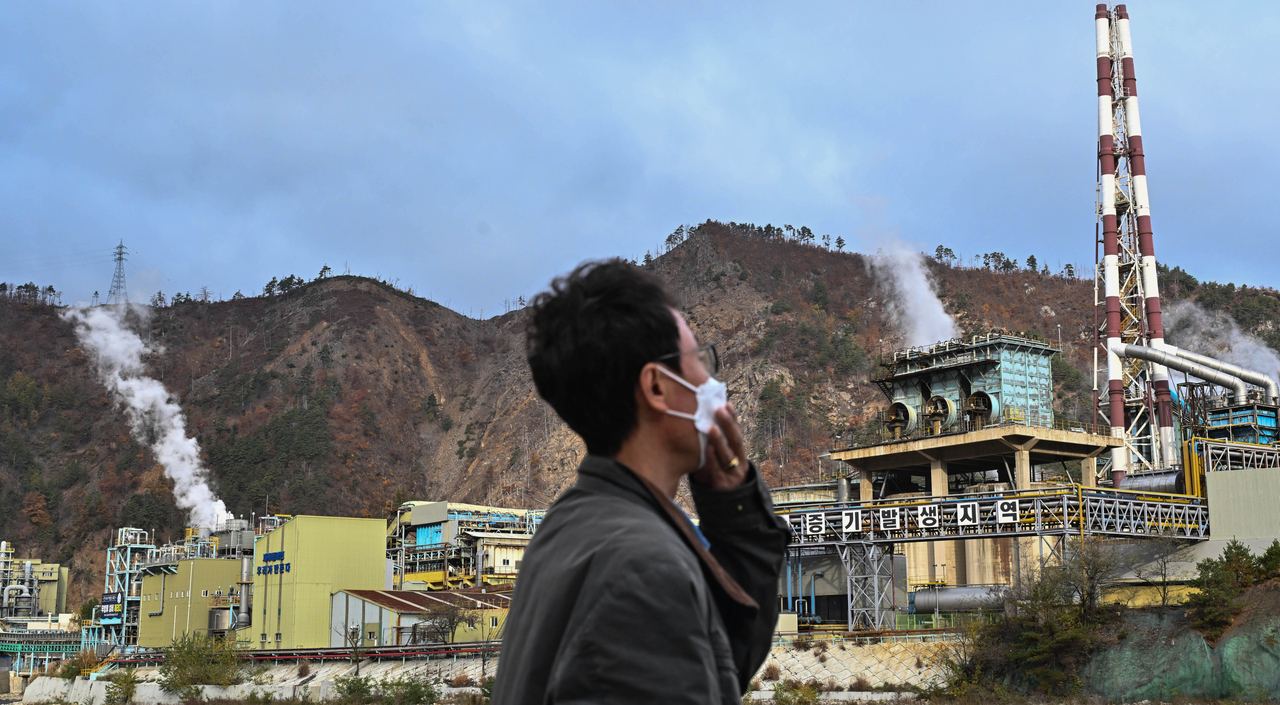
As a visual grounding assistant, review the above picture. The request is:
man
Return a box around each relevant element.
[492,259,790,704]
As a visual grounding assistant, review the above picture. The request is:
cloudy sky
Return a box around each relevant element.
[3,2,1278,316]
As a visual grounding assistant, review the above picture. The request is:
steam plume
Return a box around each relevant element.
[867,239,959,347]
[1164,300,1280,386]
[61,305,228,528]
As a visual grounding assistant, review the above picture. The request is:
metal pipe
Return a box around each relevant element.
[1167,346,1279,404]
[237,557,253,628]
[1113,344,1248,401]
[2,585,28,608]
[1096,3,1130,484]
[148,573,166,618]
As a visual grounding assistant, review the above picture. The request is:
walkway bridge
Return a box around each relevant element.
[778,485,1208,547]
[773,484,1208,631]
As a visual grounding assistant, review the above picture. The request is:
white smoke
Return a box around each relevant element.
[61,304,229,528]
[867,239,960,347]
[1164,300,1280,386]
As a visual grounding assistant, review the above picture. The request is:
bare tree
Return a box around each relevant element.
[418,602,479,644]
[334,623,366,675]
[1129,534,1196,612]
[1060,536,1127,617]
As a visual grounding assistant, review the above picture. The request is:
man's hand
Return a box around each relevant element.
[693,403,749,490]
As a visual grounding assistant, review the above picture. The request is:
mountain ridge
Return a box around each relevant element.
[4,221,1277,608]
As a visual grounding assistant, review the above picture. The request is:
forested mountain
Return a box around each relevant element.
[3,221,1276,607]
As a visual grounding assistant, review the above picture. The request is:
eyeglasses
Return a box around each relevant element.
[654,342,719,375]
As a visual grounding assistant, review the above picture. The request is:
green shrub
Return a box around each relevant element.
[334,674,376,703]
[1186,539,1256,641]
[105,668,140,705]
[380,674,439,705]
[158,632,246,695]
[772,679,820,705]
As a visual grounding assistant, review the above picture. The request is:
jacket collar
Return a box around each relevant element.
[574,454,662,509]
[572,454,759,609]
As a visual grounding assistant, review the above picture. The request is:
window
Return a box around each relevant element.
[202,590,209,597]
[490,616,499,628]
[368,631,376,640]
[501,558,510,566]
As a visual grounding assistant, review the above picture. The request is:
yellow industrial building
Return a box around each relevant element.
[241,515,388,650]
[137,558,244,648]
[0,543,69,618]
[27,560,68,616]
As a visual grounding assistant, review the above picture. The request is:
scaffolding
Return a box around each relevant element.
[102,528,155,648]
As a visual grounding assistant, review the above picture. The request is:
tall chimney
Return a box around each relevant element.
[1115,5,1177,469]
[1096,3,1130,487]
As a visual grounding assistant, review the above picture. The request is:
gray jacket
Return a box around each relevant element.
[492,456,790,704]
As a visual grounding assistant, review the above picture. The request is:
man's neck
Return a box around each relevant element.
[613,430,685,499]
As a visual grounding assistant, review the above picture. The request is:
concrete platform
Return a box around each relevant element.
[830,424,1121,494]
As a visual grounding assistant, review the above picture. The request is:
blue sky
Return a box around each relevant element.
[3,2,1278,316]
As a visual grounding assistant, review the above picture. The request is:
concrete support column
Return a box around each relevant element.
[856,465,874,502]
[1081,457,1097,488]
[930,460,948,497]
[928,459,959,585]
[1015,450,1032,489]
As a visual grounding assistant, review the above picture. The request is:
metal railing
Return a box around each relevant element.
[870,407,1109,447]
[779,484,1209,546]
[773,631,961,649]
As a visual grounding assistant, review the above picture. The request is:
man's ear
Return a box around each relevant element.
[636,363,670,414]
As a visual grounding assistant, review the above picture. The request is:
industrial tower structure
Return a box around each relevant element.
[1093,4,1174,484]
[106,240,129,305]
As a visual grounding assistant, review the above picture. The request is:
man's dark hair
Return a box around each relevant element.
[526,259,680,457]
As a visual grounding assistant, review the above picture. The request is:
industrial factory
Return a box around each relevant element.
[771,2,1280,632]
[2,4,1279,697]
[0,501,537,691]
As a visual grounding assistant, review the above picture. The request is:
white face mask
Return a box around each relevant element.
[656,364,727,469]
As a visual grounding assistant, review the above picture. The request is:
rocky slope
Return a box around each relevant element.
[0,222,1128,607]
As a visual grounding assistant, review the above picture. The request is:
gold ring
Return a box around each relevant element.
[727,458,740,469]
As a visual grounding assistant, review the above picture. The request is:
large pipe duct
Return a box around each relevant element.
[910,586,1009,614]
[1096,4,1130,484]
[1167,347,1279,404]
[1120,468,1184,494]
[1114,344,1248,401]
[1114,5,1178,469]
[2,586,28,609]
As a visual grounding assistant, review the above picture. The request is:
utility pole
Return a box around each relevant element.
[106,240,129,305]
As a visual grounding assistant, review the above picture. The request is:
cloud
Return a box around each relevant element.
[3,2,1279,314]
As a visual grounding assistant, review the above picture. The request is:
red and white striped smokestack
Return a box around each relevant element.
[1096,3,1130,486]
[1115,5,1177,469]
